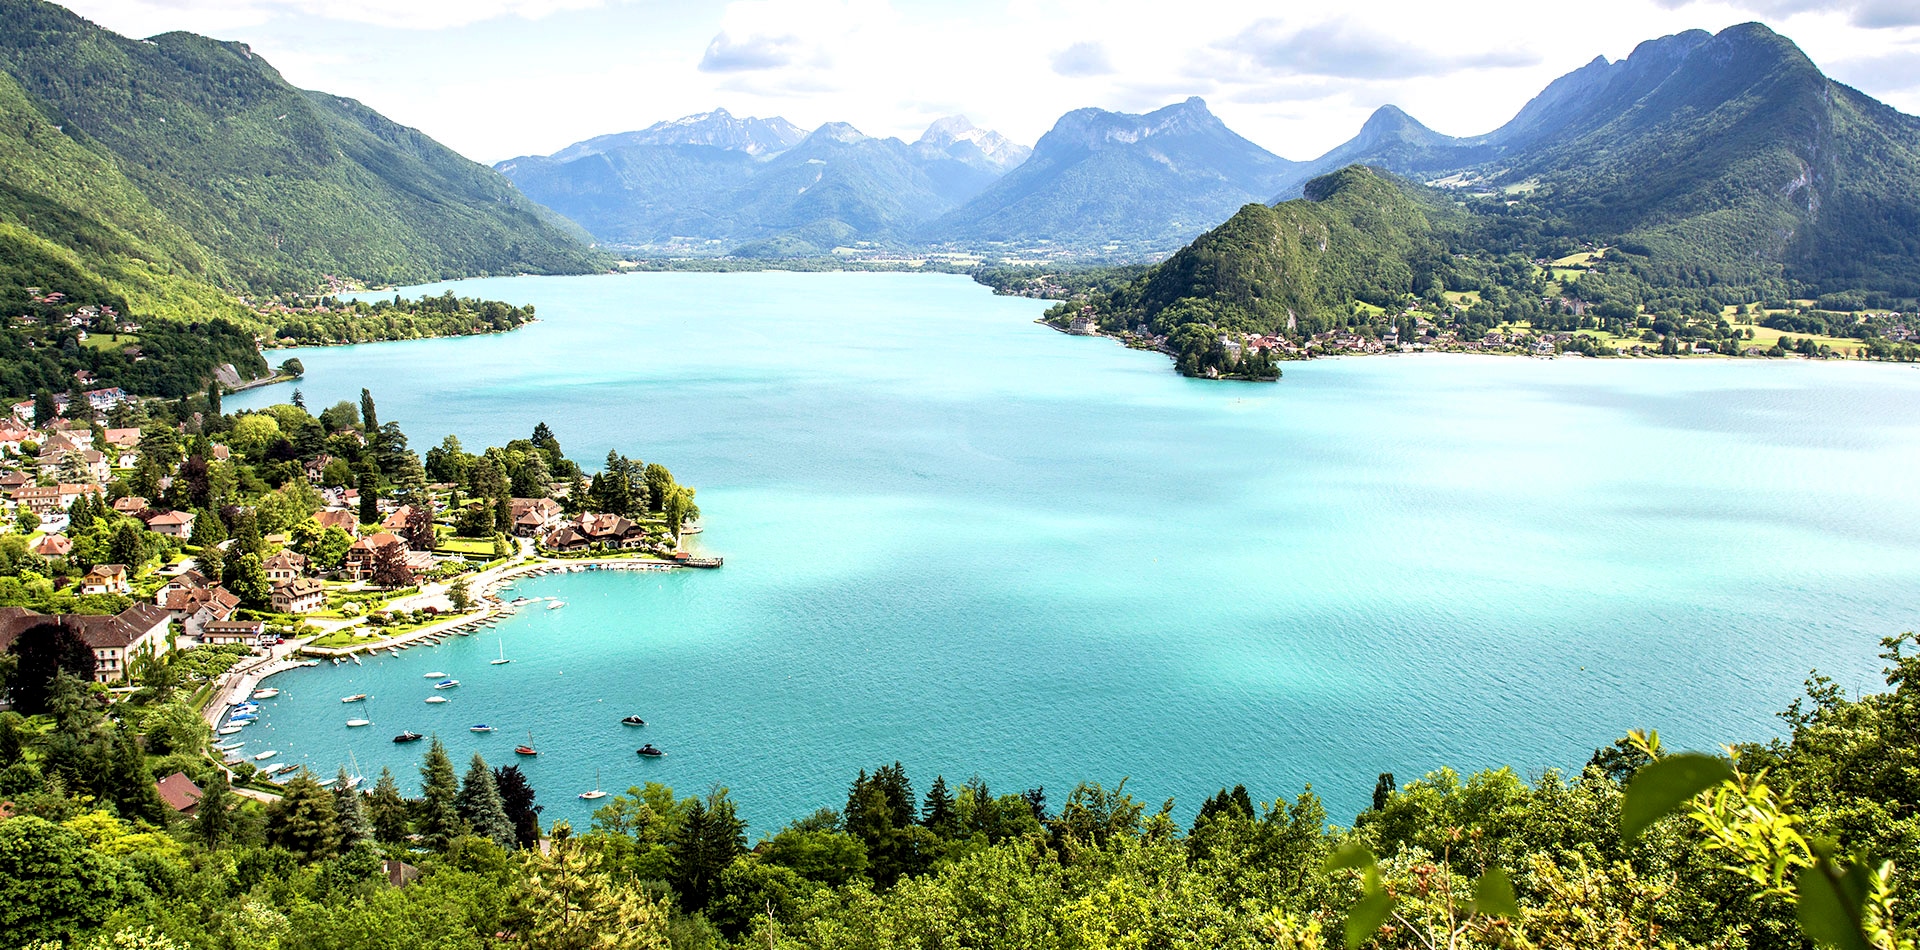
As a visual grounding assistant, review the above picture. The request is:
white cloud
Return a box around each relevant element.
[62,0,617,32]
[1050,41,1114,77]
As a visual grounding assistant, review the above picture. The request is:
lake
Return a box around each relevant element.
[229,271,1920,830]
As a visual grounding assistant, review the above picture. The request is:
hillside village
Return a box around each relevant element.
[0,381,705,689]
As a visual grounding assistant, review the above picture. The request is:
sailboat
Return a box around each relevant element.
[490,638,511,665]
[579,769,607,800]
[515,730,538,756]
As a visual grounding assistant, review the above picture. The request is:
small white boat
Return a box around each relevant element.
[342,694,368,703]
[217,725,245,735]
[491,640,511,665]
[300,660,321,667]
[434,679,459,690]
[253,750,278,761]
[214,741,244,751]
[351,654,362,665]
[546,601,566,610]
[252,688,279,699]
[425,695,449,704]
[470,724,494,733]
[346,719,371,727]
[579,769,607,800]
[424,671,447,678]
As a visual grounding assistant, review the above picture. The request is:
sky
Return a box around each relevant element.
[53,0,1920,165]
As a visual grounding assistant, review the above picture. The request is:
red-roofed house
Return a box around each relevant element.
[155,773,203,815]
[30,533,71,558]
[142,509,196,539]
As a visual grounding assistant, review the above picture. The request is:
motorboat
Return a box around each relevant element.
[621,716,646,726]
[636,744,665,757]
[425,696,449,704]
[341,694,368,703]
[424,671,447,678]
[393,732,423,743]
[470,724,494,733]
[346,719,371,727]
[351,654,362,665]
[232,701,259,712]
[434,679,459,690]
[253,750,278,761]
[214,741,244,752]
[251,688,279,699]
[262,762,296,776]
[546,601,566,610]
[217,725,245,735]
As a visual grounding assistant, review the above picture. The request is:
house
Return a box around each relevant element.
[200,619,264,646]
[0,425,31,453]
[312,509,358,536]
[165,586,241,637]
[30,533,72,558]
[262,549,308,583]
[112,496,148,514]
[345,531,407,580]
[0,471,28,491]
[103,427,142,450]
[142,509,196,539]
[80,564,131,596]
[153,570,209,606]
[304,454,335,483]
[270,577,326,614]
[510,498,563,535]
[380,505,426,535]
[543,512,646,551]
[0,603,175,683]
[154,773,203,816]
[12,484,86,514]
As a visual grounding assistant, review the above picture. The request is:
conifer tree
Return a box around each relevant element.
[359,388,377,431]
[667,789,746,912]
[494,764,542,849]
[519,823,669,950]
[334,767,373,850]
[193,770,235,846]
[267,771,342,861]
[921,775,955,835]
[418,738,462,848]
[457,754,515,848]
[368,767,409,844]
[106,725,167,825]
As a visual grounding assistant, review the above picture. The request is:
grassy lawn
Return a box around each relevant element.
[1738,325,1865,355]
[309,628,375,649]
[436,537,495,556]
[78,333,137,352]
[1443,291,1482,309]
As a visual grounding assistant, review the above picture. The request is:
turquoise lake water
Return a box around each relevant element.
[228,271,1920,831]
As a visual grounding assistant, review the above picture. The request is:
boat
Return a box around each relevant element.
[579,770,607,800]
[393,732,423,743]
[346,719,371,727]
[233,702,259,711]
[424,671,447,678]
[621,716,646,726]
[515,730,538,756]
[300,660,321,667]
[262,762,297,776]
[214,741,244,752]
[470,724,494,733]
[341,694,368,703]
[636,744,665,758]
[253,750,278,761]
[546,601,566,610]
[332,657,342,666]
[434,679,459,690]
[490,639,511,665]
[251,688,279,699]
[227,713,256,722]
[351,654,362,665]
[425,696,449,704]
[217,725,245,735]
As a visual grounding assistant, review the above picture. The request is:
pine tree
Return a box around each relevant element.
[667,789,745,911]
[368,767,409,844]
[418,738,462,848]
[334,767,373,850]
[267,771,342,861]
[193,771,235,846]
[1372,772,1397,812]
[456,754,515,848]
[519,823,669,950]
[493,764,542,849]
[359,388,377,431]
[921,775,955,835]
[106,725,166,824]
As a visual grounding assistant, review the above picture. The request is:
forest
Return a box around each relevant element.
[0,629,1914,950]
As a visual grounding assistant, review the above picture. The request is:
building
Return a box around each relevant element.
[0,603,175,683]
[345,531,407,580]
[153,570,209,606]
[12,484,86,514]
[165,586,241,638]
[154,773,203,816]
[380,505,424,534]
[270,577,325,614]
[200,619,265,646]
[142,509,196,539]
[510,498,564,536]
[79,564,131,596]
[312,509,358,537]
[262,549,308,583]
[543,512,647,552]
[103,428,142,450]
[112,496,149,514]
[30,534,71,558]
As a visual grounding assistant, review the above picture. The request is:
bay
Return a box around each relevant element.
[229,271,1920,829]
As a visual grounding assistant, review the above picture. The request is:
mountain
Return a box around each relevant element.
[551,108,806,162]
[1265,105,1500,197]
[497,113,1029,254]
[0,0,604,294]
[922,98,1301,254]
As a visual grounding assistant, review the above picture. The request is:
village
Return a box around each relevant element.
[0,381,715,711]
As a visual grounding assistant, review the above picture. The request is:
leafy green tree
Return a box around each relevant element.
[357,472,378,525]
[457,754,515,849]
[319,401,359,433]
[0,815,126,949]
[368,766,409,844]
[223,553,271,611]
[518,823,670,950]
[6,625,97,715]
[107,521,150,571]
[419,737,462,849]
[359,388,377,432]
[33,389,57,427]
[267,770,342,861]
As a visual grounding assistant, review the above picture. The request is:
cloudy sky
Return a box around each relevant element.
[55,0,1920,164]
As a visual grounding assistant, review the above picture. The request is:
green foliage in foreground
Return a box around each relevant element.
[0,634,1916,950]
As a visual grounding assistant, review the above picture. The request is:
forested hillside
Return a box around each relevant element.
[1,629,1914,949]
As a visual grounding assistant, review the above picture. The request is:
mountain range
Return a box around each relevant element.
[0,0,603,328]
